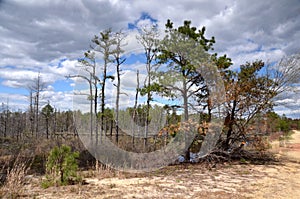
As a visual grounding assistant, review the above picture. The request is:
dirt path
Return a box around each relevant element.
[20,131,300,199]
[249,130,300,199]
[272,130,300,162]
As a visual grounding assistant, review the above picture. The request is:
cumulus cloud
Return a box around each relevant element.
[0,0,299,117]
[0,92,29,111]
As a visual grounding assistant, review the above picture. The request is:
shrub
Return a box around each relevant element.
[42,145,81,188]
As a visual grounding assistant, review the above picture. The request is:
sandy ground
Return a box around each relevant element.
[251,130,300,199]
[18,130,300,199]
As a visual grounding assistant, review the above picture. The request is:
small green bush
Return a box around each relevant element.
[42,145,81,188]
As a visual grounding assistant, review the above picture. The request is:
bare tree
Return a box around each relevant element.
[269,53,300,98]
[29,90,34,136]
[112,31,126,144]
[66,50,98,139]
[137,25,159,148]
[0,100,9,138]
[132,69,140,147]
[28,72,46,138]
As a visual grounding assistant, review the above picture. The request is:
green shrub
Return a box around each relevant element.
[42,145,81,188]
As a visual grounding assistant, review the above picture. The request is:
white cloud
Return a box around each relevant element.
[39,90,74,111]
[230,47,286,69]
[120,70,146,88]
[0,0,299,117]
[0,93,29,111]
[123,30,145,55]
[2,80,24,88]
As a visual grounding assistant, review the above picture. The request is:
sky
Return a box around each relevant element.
[0,0,299,118]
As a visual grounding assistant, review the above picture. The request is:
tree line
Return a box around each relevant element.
[1,19,299,162]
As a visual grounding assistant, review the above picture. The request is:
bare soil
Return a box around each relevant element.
[16,130,300,198]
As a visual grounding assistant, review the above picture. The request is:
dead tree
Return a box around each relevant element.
[137,25,159,148]
[112,31,126,144]
[28,72,46,138]
[66,50,98,139]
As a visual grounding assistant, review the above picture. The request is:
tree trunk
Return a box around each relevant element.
[224,99,237,150]
[46,118,49,139]
[30,91,34,137]
[132,70,140,148]
[89,74,93,140]
[144,49,152,149]
[101,58,107,140]
[116,60,120,144]
[35,94,39,138]
[182,77,190,162]
[94,85,98,139]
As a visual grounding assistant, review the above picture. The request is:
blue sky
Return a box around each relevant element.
[0,0,299,118]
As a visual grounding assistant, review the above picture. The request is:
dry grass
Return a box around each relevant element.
[81,161,125,180]
[1,131,300,198]
[0,155,32,199]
